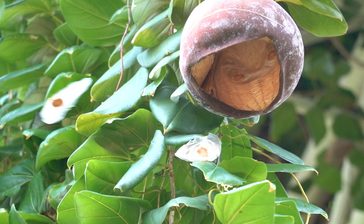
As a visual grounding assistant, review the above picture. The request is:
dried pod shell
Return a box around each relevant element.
[179,0,304,118]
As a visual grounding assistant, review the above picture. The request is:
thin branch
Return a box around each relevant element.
[115,0,132,91]
[168,149,176,224]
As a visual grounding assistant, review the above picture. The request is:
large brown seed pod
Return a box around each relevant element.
[179,0,304,118]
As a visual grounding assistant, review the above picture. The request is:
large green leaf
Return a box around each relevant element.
[19,172,45,213]
[85,160,132,195]
[67,136,127,180]
[282,0,344,19]
[0,0,53,29]
[287,3,347,37]
[53,23,78,46]
[131,0,169,26]
[9,205,27,224]
[168,0,199,28]
[279,198,329,220]
[93,109,161,154]
[0,34,45,62]
[91,46,143,102]
[137,31,181,67]
[220,157,267,183]
[220,125,252,160]
[266,164,317,174]
[45,46,106,77]
[333,113,363,140]
[57,179,85,224]
[0,160,34,197]
[250,136,304,165]
[74,190,150,224]
[275,200,303,224]
[0,64,45,93]
[115,130,165,192]
[213,180,276,224]
[191,161,244,186]
[0,103,43,128]
[305,107,326,143]
[36,126,83,170]
[132,10,172,48]
[76,67,149,135]
[150,85,223,134]
[60,0,124,46]
[143,195,209,224]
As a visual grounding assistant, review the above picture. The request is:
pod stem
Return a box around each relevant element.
[168,148,176,224]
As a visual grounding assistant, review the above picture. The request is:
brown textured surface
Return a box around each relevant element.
[179,0,304,118]
[191,37,280,111]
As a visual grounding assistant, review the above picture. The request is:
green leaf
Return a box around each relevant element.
[19,172,45,213]
[275,200,303,224]
[333,113,363,140]
[0,209,9,224]
[0,34,45,63]
[274,214,294,224]
[0,103,43,128]
[115,130,165,192]
[169,0,199,28]
[287,3,347,37]
[220,157,267,182]
[220,125,252,160]
[0,160,34,196]
[93,109,161,154]
[143,195,209,224]
[36,126,83,170]
[75,190,150,224]
[53,23,78,46]
[282,0,344,20]
[0,0,52,29]
[149,51,179,80]
[250,136,304,165]
[17,212,54,224]
[305,107,326,143]
[267,164,317,174]
[132,10,172,48]
[131,0,169,26]
[142,66,168,97]
[0,64,45,93]
[68,136,126,180]
[91,46,143,102]
[270,103,297,141]
[76,67,149,135]
[213,180,276,224]
[191,161,244,186]
[57,179,85,224]
[150,85,223,134]
[45,46,105,77]
[60,0,124,46]
[85,160,132,195]
[277,198,328,220]
[9,205,27,224]
[137,31,181,67]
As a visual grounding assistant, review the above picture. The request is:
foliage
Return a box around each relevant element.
[0,0,360,223]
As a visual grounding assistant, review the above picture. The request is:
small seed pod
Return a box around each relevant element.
[179,0,304,118]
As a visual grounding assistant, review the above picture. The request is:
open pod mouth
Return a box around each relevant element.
[190,37,281,112]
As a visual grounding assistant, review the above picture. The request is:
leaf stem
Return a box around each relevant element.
[115,0,132,91]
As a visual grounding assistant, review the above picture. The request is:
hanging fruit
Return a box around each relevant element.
[179,0,304,118]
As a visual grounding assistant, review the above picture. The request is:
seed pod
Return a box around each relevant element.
[179,0,304,118]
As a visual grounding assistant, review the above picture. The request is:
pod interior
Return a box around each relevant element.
[191,37,281,112]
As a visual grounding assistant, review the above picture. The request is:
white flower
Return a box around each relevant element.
[175,133,221,162]
[40,78,93,124]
